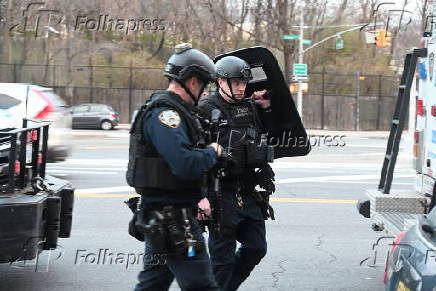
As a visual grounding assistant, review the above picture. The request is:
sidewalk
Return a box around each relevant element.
[307,129,390,139]
[117,124,391,139]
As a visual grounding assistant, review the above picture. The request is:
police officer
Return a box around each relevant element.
[126,43,221,291]
[198,56,275,291]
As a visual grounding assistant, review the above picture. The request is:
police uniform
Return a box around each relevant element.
[128,90,219,291]
[198,90,275,291]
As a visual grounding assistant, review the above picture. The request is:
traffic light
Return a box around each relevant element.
[383,31,392,47]
[375,30,392,47]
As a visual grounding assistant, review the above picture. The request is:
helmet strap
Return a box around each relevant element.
[175,78,204,106]
[217,79,242,103]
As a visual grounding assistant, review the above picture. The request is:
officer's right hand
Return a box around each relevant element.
[208,142,222,157]
[197,197,211,220]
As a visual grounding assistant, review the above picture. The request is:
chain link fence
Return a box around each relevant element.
[303,71,401,130]
[0,63,401,129]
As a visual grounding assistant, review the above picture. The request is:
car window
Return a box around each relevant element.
[73,106,88,113]
[40,90,66,108]
[0,93,21,109]
[89,105,109,112]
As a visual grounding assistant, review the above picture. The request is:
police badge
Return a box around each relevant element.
[158,110,181,128]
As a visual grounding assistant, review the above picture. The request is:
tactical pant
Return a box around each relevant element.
[208,188,267,291]
[134,216,218,291]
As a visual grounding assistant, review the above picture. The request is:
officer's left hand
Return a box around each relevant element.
[197,197,211,220]
[251,89,271,109]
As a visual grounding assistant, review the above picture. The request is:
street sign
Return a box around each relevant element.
[283,34,299,40]
[336,39,344,50]
[293,64,308,76]
[364,31,376,44]
[303,40,312,45]
[289,82,309,94]
[291,75,310,82]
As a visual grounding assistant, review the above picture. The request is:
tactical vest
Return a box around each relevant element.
[126,91,204,191]
[200,93,270,176]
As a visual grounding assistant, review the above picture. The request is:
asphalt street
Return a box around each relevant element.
[0,128,415,291]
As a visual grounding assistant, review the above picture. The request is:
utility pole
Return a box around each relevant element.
[297,4,304,118]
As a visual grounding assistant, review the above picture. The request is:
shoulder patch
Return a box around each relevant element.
[158,110,181,128]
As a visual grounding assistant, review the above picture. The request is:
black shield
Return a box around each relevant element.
[214,46,311,158]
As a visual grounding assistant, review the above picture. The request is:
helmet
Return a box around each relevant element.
[215,56,252,102]
[164,43,215,84]
[215,56,252,81]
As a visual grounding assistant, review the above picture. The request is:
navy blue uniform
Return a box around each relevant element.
[198,92,272,291]
[140,106,216,206]
[134,98,219,291]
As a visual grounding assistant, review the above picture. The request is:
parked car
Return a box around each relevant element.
[70,104,119,130]
[0,83,72,162]
[384,207,436,290]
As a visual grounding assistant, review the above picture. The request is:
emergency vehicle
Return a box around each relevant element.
[0,119,74,264]
[357,12,436,289]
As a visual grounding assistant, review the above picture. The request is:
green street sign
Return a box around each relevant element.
[293,64,307,76]
[303,39,312,45]
[283,34,299,40]
[336,39,344,50]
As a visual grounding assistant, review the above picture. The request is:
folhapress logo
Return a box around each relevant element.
[9,2,166,38]
[9,2,65,37]
[75,15,165,35]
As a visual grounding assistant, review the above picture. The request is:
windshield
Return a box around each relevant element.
[0,94,21,109]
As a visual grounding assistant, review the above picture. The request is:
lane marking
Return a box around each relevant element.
[77,193,137,198]
[275,174,414,184]
[345,145,387,148]
[47,167,127,171]
[271,198,357,204]
[47,170,118,175]
[78,146,128,150]
[75,193,357,204]
[76,176,414,194]
[324,181,412,185]
[76,186,133,194]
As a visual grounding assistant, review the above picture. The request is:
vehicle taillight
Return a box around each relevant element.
[26,130,38,142]
[111,113,117,119]
[416,99,425,115]
[413,130,421,158]
[414,130,420,143]
[383,231,406,284]
[15,161,20,175]
[413,144,419,158]
[417,99,425,116]
[31,130,38,141]
[432,106,436,117]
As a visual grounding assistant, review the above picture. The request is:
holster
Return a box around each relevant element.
[125,197,146,242]
[251,190,275,220]
[124,198,203,258]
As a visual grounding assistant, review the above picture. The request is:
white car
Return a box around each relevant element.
[0,83,72,162]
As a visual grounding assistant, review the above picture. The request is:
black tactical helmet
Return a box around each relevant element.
[164,43,216,84]
[215,56,252,81]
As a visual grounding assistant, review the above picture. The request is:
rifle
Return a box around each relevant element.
[198,109,231,233]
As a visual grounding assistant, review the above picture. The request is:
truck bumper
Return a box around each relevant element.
[0,175,74,264]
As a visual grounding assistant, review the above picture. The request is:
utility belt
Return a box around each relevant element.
[125,197,203,258]
[221,170,276,220]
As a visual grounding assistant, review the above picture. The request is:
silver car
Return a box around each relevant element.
[71,104,119,130]
[0,83,72,162]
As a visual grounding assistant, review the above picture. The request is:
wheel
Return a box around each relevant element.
[100,120,113,130]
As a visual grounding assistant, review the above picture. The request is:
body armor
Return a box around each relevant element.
[199,93,272,176]
[126,91,203,191]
